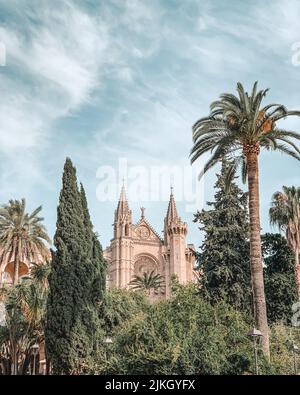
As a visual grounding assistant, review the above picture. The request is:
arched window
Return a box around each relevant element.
[134,255,158,276]
[125,224,129,236]
[0,271,12,286]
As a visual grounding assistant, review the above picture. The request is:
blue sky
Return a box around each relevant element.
[0,0,300,249]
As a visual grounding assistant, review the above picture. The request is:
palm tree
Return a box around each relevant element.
[0,199,51,285]
[191,82,300,357]
[270,186,300,300]
[30,262,51,292]
[129,271,165,295]
[0,261,50,375]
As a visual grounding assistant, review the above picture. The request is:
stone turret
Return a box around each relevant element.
[164,188,189,294]
[111,184,133,287]
[114,184,132,238]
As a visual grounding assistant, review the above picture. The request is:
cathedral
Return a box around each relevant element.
[104,185,196,298]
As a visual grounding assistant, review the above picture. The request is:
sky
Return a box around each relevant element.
[0,0,300,250]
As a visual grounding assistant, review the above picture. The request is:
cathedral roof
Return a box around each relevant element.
[135,216,163,242]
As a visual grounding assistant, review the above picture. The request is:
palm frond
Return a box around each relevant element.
[0,199,51,284]
[270,186,300,253]
[191,82,300,180]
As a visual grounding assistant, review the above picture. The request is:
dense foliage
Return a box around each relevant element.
[112,284,254,375]
[89,283,253,375]
[262,233,298,323]
[88,283,300,375]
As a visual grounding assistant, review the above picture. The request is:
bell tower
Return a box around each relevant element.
[164,188,190,293]
[110,183,133,287]
[114,184,132,239]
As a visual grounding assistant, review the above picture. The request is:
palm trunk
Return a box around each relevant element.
[294,249,300,301]
[246,150,270,358]
[10,341,18,375]
[13,251,20,286]
[45,349,51,375]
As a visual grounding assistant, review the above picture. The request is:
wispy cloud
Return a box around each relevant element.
[0,1,111,152]
[0,0,299,247]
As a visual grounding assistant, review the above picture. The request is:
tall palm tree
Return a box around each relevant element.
[0,199,51,285]
[191,82,300,357]
[129,271,165,295]
[270,186,300,300]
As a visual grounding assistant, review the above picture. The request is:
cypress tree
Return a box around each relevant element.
[45,158,104,374]
[194,161,251,313]
[79,183,106,303]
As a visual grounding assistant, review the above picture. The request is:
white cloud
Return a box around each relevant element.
[0,98,43,151]
[0,1,116,211]
[0,1,115,156]
[0,0,167,160]
[194,0,300,55]
[120,0,163,34]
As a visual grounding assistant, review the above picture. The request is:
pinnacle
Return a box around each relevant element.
[165,188,179,225]
[115,183,130,218]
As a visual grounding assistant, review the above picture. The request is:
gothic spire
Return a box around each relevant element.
[115,183,130,220]
[165,187,179,225]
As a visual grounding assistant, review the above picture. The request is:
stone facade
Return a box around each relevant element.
[104,186,196,298]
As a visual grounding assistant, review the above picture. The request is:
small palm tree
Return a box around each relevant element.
[270,186,300,299]
[1,274,49,375]
[129,271,165,295]
[30,262,51,292]
[191,82,300,357]
[0,199,51,285]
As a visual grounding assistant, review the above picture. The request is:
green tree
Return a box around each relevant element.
[85,285,299,376]
[262,233,297,323]
[110,284,255,375]
[102,288,149,336]
[270,186,300,299]
[194,161,251,313]
[45,158,104,374]
[191,81,300,356]
[0,199,51,284]
[268,323,300,375]
[87,288,150,374]
[129,271,165,295]
[0,262,50,375]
